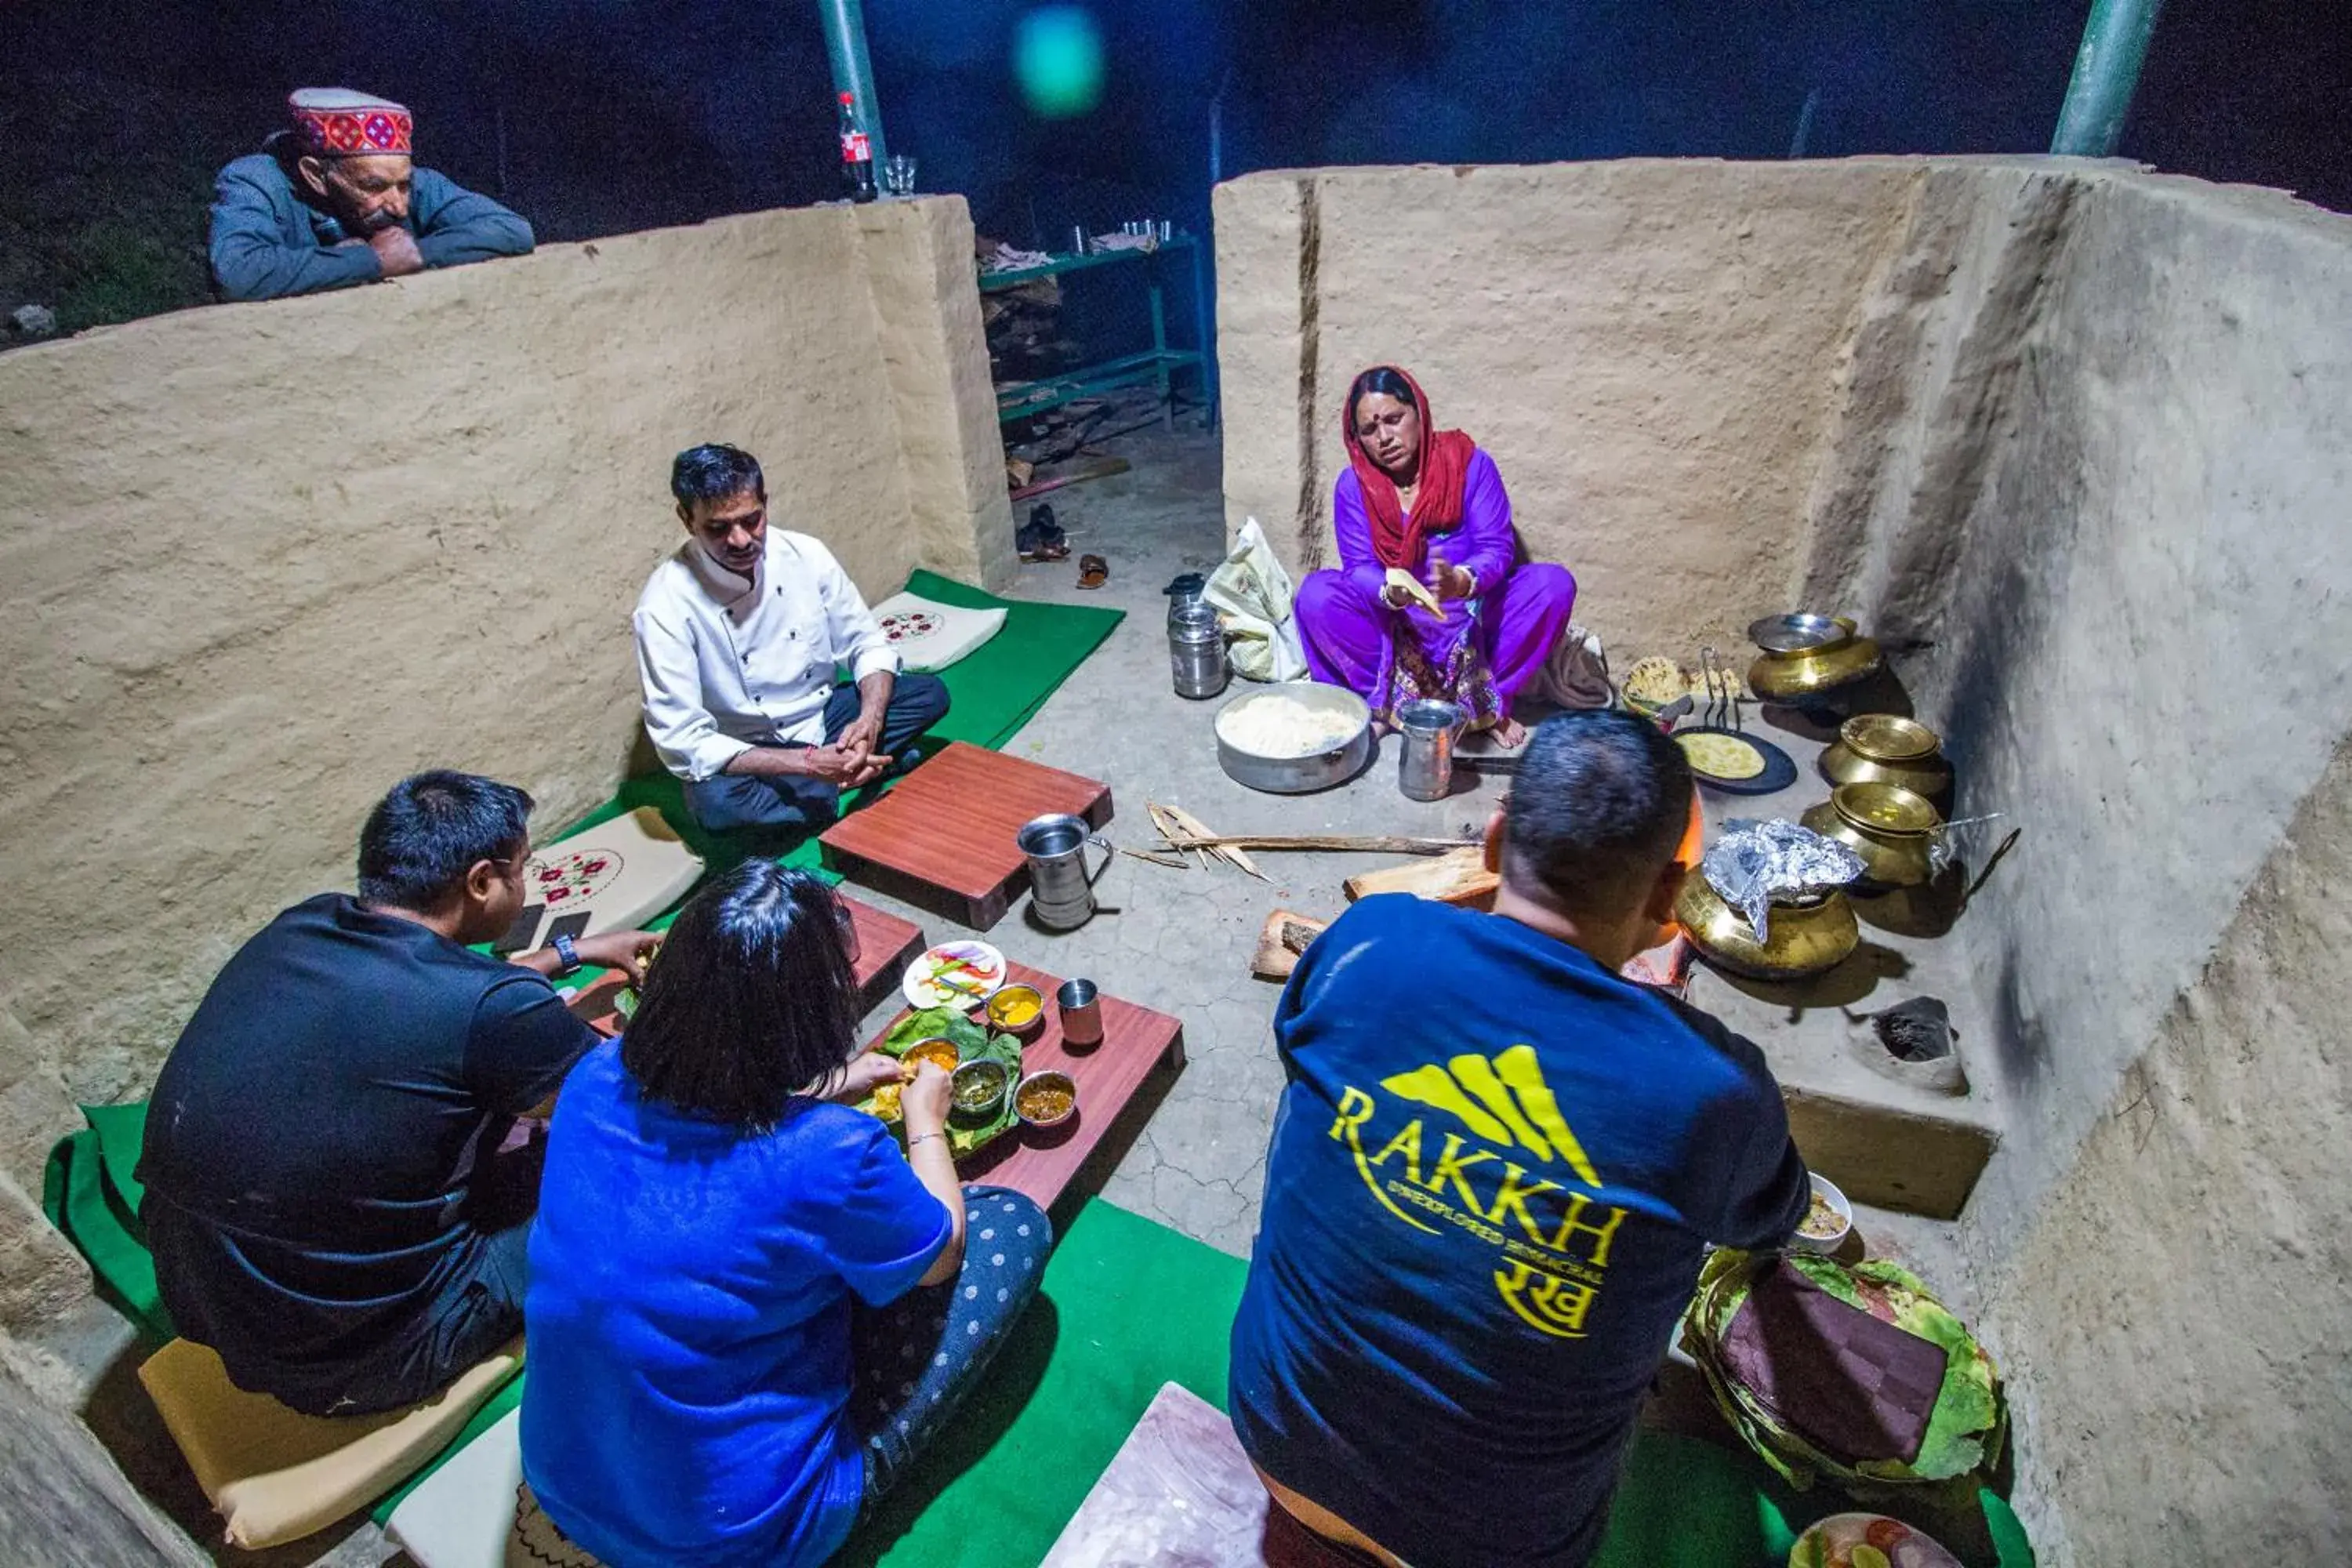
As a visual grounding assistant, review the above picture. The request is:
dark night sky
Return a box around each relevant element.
[2,0,2347,326]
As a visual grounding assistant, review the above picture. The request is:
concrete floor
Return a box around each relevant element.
[34,400,1976,1563]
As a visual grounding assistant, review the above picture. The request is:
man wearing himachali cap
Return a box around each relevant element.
[208,88,534,302]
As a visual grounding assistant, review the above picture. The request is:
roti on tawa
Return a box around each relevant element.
[1678,731,1767,780]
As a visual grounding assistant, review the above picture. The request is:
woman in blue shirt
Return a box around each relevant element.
[518,862,1051,1566]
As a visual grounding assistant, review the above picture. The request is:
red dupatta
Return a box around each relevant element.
[1341,365,1479,572]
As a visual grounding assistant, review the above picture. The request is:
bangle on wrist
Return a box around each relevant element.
[907,1131,944,1149]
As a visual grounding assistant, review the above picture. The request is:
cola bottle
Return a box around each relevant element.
[838,92,877,204]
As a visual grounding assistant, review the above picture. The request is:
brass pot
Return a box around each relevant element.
[1746,615,1883,703]
[1820,713,1953,803]
[1675,875,1860,982]
[1800,782,1941,889]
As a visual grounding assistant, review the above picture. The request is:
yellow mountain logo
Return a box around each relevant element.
[1379,1044,1602,1188]
[1327,1044,1626,1339]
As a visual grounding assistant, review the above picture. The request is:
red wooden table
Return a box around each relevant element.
[572,892,927,1033]
[819,741,1113,931]
[840,895,927,1014]
[864,960,1184,1214]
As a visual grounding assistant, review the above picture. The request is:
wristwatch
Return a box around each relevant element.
[550,933,582,978]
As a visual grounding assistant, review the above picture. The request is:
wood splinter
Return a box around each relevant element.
[1252,909,1330,980]
[1147,801,1268,881]
[1135,801,1478,877]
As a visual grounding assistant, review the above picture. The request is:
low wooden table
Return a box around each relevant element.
[864,960,1184,1214]
[840,895,927,1014]
[819,742,1113,930]
[569,892,927,1034]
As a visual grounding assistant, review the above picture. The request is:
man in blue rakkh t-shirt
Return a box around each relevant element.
[1231,709,1810,1568]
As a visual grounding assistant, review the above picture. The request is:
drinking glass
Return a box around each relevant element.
[884,154,917,196]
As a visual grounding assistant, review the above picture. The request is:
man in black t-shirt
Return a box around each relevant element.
[140,771,661,1416]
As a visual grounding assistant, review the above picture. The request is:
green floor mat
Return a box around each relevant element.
[87,1099,151,1217]
[41,1110,169,1342]
[895,569,1123,753]
[1602,1430,2025,1566]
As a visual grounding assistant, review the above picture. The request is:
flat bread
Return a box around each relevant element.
[1383,567,1443,615]
[1623,655,1685,706]
[1678,731,1767,780]
[1624,656,1751,708]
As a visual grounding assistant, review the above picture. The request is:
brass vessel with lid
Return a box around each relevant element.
[1745,614,1883,703]
[1820,713,1953,804]
[1799,782,1942,890]
[1675,877,1860,982]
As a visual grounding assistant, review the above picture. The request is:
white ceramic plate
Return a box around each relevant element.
[1788,1512,1961,1568]
[902,941,1007,1009]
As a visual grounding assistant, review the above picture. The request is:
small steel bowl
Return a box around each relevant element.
[985,983,1047,1041]
[948,1058,1010,1124]
[1015,1069,1078,1130]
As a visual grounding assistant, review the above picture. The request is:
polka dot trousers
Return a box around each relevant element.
[849,1184,1051,1503]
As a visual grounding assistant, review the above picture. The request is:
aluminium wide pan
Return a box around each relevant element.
[1214,682,1374,794]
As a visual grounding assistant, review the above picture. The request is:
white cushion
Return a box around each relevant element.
[513,805,705,952]
[867,591,1008,673]
[382,1409,524,1568]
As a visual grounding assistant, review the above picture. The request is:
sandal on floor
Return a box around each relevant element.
[1077,554,1109,590]
[1015,519,1070,562]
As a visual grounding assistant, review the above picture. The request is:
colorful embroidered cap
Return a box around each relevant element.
[289,88,413,158]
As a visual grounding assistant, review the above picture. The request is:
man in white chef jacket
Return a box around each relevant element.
[633,442,950,835]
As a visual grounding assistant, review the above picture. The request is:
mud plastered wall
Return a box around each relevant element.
[1214,159,1921,655]
[1982,739,2352,1563]
[0,196,1006,1327]
[1221,157,2352,1563]
[1810,166,2352,1565]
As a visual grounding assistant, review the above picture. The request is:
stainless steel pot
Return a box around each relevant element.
[1214,683,1373,794]
[1168,601,1229,700]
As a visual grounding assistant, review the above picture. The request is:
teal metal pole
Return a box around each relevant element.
[2051,0,2165,157]
[818,0,887,167]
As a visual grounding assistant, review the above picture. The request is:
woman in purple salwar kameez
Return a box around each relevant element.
[1295,365,1576,747]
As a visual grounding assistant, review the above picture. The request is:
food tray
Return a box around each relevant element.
[858,1005,1025,1160]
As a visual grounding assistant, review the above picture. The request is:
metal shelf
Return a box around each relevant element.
[980,236,1215,430]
